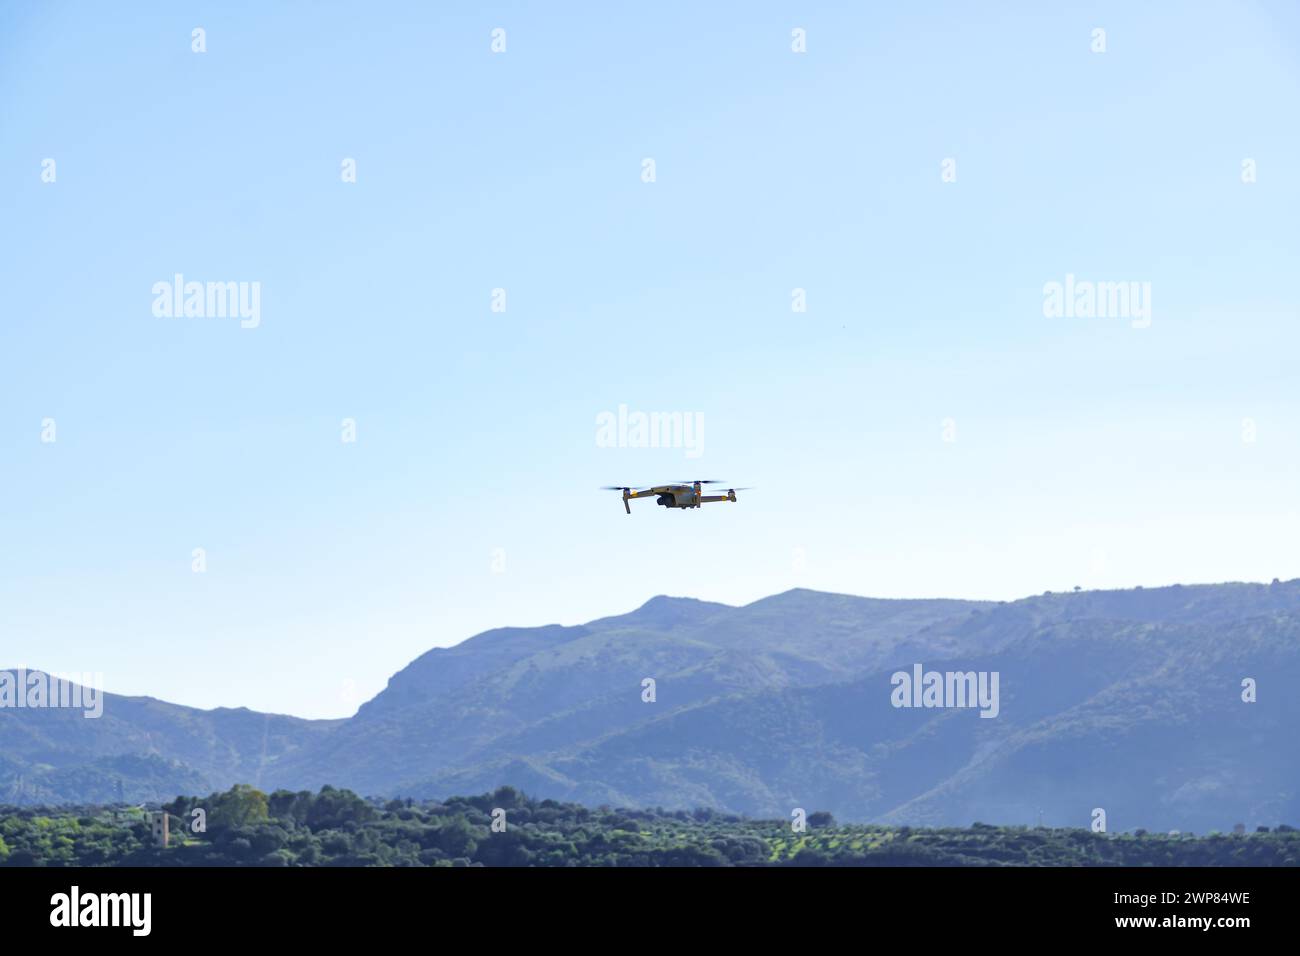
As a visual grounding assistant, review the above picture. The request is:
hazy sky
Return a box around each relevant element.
[2,1,1297,718]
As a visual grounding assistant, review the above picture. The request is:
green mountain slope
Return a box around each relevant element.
[3,581,1297,830]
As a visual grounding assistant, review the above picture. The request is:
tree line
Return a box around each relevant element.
[1,785,1296,867]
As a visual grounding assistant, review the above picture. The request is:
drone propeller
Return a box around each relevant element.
[728,487,755,492]
[677,479,726,485]
[601,485,638,514]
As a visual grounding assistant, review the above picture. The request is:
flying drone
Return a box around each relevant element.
[601,480,752,514]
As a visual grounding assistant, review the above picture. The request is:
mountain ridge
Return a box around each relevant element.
[3,580,1296,830]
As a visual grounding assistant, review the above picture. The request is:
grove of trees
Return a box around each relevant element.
[1,785,1296,867]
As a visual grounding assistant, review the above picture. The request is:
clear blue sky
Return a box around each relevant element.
[2,1,1297,718]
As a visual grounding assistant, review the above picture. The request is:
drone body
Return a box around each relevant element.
[601,480,750,514]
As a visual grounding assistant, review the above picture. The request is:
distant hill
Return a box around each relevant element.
[3,582,1298,831]
[0,690,338,805]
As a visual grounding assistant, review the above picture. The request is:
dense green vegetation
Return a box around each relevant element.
[1,785,1296,866]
